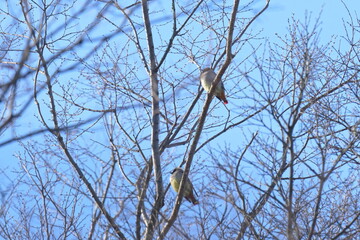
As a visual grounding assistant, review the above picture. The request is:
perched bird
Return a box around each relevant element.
[200,68,228,104]
[170,168,199,205]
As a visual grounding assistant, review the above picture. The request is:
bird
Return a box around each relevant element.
[200,68,228,104]
[170,168,199,205]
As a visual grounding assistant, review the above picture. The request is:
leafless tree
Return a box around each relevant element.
[1,0,359,239]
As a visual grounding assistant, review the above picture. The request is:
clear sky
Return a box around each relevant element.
[260,1,355,41]
[1,0,359,198]
[1,1,360,239]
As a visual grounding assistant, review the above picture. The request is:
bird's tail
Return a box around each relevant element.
[186,192,199,205]
[216,91,228,104]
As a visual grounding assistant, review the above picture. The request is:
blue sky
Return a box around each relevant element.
[1,0,359,209]
[1,1,359,239]
[267,1,354,39]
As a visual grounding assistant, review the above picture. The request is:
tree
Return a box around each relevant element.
[1,0,359,239]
